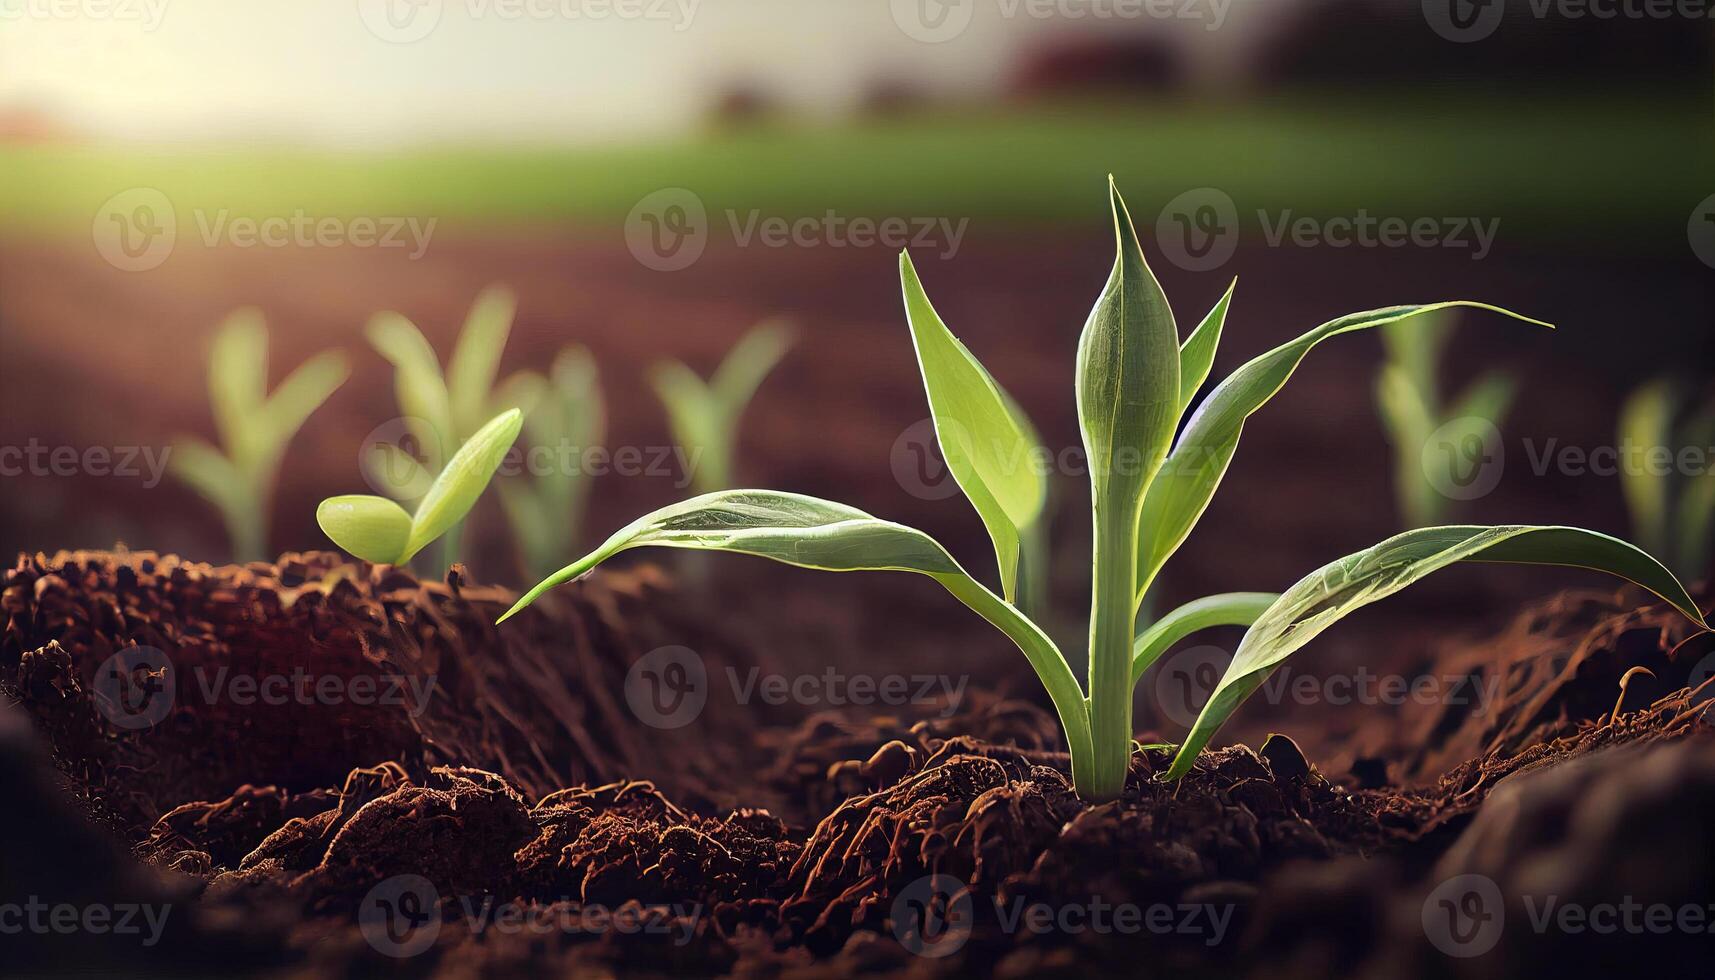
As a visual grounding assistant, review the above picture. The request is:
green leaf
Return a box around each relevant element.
[1447,371,1516,428]
[1076,178,1180,512]
[403,408,523,562]
[1177,280,1235,419]
[1617,378,1677,558]
[1375,364,1440,526]
[261,350,349,449]
[1131,592,1278,684]
[1163,525,1708,779]
[363,442,436,503]
[650,360,722,490]
[1136,302,1552,605]
[497,488,1094,781]
[208,308,269,466]
[1379,310,1452,403]
[170,436,247,518]
[901,251,1046,600]
[367,311,454,467]
[317,494,414,564]
[448,285,517,434]
[492,369,548,420]
[712,319,793,413]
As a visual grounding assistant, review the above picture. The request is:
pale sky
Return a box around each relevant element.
[0,0,1291,144]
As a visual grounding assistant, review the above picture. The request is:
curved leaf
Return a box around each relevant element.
[1135,302,1552,605]
[1177,280,1235,419]
[1131,592,1277,684]
[1163,525,1708,779]
[208,308,268,466]
[261,350,350,449]
[317,494,413,564]
[712,319,794,413]
[448,285,517,434]
[367,312,454,465]
[649,360,721,490]
[404,408,523,562]
[497,489,1094,780]
[901,251,1045,600]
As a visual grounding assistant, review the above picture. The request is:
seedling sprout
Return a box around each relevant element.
[499,179,1709,801]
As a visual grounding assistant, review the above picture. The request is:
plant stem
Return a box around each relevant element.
[1085,496,1138,801]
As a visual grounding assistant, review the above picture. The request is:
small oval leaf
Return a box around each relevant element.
[317,494,414,564]
[404,408,523,562]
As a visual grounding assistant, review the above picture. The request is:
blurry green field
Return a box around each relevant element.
[3,95,1706,241]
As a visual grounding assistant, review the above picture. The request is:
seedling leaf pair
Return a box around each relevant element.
[650,321,793,494]
[173,309,349,562]
[318,409,523,565]
[503,179,1706,801]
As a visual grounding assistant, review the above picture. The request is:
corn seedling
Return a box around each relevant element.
[1374,310,1516,526]
[363,285,546,570]
[498,346,607,579]
[171,309,349,562]
[1618,378,1715,582]
[499,179,1708,801]
[649,320,793,494]
[318,409,523,566]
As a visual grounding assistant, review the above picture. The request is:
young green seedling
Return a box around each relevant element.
[649,320,793,494]
[364,285,549,569]
[498,346,606,579]
[1618,378,1715,581]
[1374,310,1517,526]
[172,309,349,562]
[499,179,1709,801]
[318,408,523,566]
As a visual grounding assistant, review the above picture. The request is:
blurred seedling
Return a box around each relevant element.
[649,320,793,495]
[502,179,1707,801]
[171,308,349,562]
[1618,378,1715,582]
[318,409,522,566]
[363,285,566,572]
[497,346,606,579]
[1374,309,1516,526]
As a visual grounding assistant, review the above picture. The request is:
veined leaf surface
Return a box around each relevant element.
[498,489,1093,779]
[1135,302,1552,605]
[1163,525,1708,779]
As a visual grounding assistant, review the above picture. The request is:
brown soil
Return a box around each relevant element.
[5,548,1712,977]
